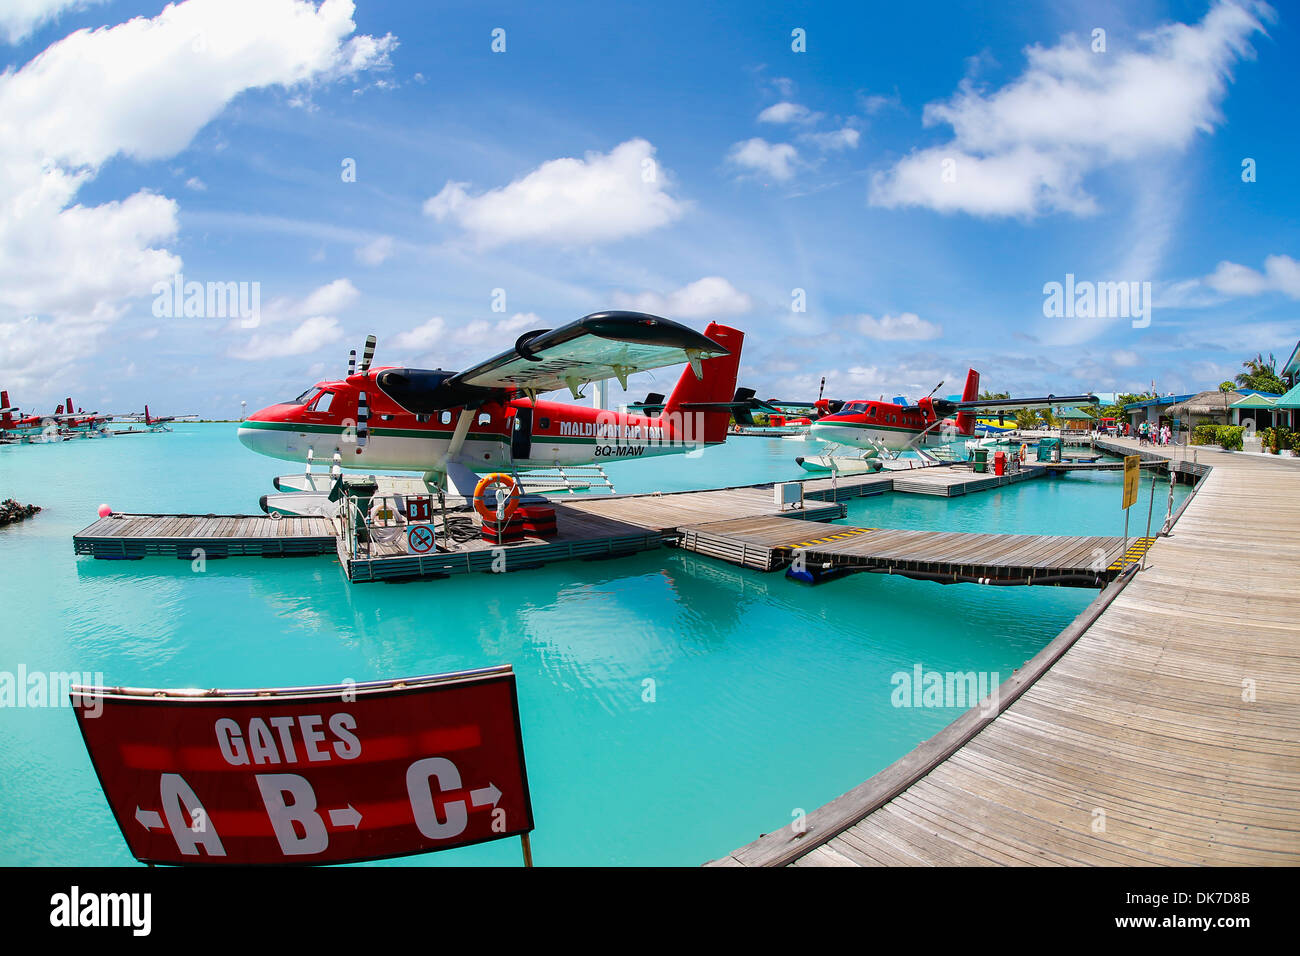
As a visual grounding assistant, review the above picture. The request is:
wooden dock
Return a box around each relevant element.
[73,513,337,558]
[70,459,1050,583]
[712,440,1300,867]
[340,488,846,582]
[678,514,1147,584]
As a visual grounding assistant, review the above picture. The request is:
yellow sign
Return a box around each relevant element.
[1122,455,1140,509]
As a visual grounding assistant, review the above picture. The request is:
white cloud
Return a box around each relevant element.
[612,276,752,319]
[355,235,394,265]
[0,0,394,382]
[184,176,207,191]
[1111,349,1140,367]
[229,315,343,360]
[870,1,1270,217]
[859,92,900,115]
[296,278,360,317]
[391,313,542,359]
[423,139,687,247]
[757,101,819,124]
[857,312,942,341]
[802,127,860,151]
[726,138,799,181]
[390,317,447,353]
[0,0,104,45]
[1205,254,1300,298]
[221,277,359,333]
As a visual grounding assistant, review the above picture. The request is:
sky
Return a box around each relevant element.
[0,0,1296,418]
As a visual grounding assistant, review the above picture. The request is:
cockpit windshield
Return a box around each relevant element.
[839,402,870,415]
[287,387,318,405]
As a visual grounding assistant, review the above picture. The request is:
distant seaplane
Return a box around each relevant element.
[0,393,112,441]
[801,370,1097,470]
[113,405,198,432]
[238,312,745,497]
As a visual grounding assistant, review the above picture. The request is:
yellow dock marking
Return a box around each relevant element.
[788,527,875,549]
[1106,536,1156,572]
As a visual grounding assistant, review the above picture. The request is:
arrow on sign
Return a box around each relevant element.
[328,805,362,829]
[135,807,164,831]
[470,783,501,808]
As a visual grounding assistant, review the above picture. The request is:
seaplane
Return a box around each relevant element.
[113,405,196,432]
[1,392,44,441]
[0,393,108,442]
[799,370,1097,473]
[238,312,745,513]
[626,377,843,438]
[53,397,113,437]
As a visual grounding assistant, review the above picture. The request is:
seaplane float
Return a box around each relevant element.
[239,311,746,517]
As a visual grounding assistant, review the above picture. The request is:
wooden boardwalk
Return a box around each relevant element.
[678,514,1145,584]
[73,513,336,558]
[712,440,1300,866]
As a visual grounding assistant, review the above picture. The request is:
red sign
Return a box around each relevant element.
[71,666,533,865]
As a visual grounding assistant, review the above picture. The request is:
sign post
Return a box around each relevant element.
[1121,454,1140,555]
[71,666,534,866]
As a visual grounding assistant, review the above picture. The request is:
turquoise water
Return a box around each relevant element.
[0,426,1187,866]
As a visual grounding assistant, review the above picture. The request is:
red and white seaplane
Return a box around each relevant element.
[114,405,197,432]
[0,393,112,441]
[800,370,1097,472]
[239,312,745,505]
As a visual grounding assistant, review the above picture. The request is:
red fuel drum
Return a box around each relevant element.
[71,668,533,866]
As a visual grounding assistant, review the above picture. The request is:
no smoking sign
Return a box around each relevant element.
[407,524,435,554]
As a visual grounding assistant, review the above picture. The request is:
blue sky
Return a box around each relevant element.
[0,0,1296,417]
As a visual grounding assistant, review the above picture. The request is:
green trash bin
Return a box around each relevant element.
[972,447,988,473]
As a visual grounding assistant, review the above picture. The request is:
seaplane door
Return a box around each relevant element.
[510,405,533,461]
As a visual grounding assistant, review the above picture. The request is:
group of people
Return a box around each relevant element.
[1136,420,1172,446]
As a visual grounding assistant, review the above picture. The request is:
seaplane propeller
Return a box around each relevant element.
[357,334,377,375]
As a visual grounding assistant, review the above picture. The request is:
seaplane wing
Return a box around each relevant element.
[943,393,1099,414]
[446,312,731,396]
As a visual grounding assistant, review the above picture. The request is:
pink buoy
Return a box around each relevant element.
[97,504,112,517]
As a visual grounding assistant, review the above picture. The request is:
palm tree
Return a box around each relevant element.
[1219,381,1235,425]
[1235,353,1286,394]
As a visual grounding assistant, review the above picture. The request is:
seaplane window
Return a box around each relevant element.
[539,417,550,429]
[310,391,334,413]
[477,412,492,425]
[440,411,452,425]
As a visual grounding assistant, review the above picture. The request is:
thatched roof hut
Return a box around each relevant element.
[1166,389,1244,422]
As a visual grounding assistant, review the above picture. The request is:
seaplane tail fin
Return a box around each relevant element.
[955,369,980,436]
[0,391,13,427]
[145,404,152,425]
[660,323,745,445]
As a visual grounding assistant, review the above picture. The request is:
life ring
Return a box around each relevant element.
[474,473,520,522]
[1019,443,1028,462]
